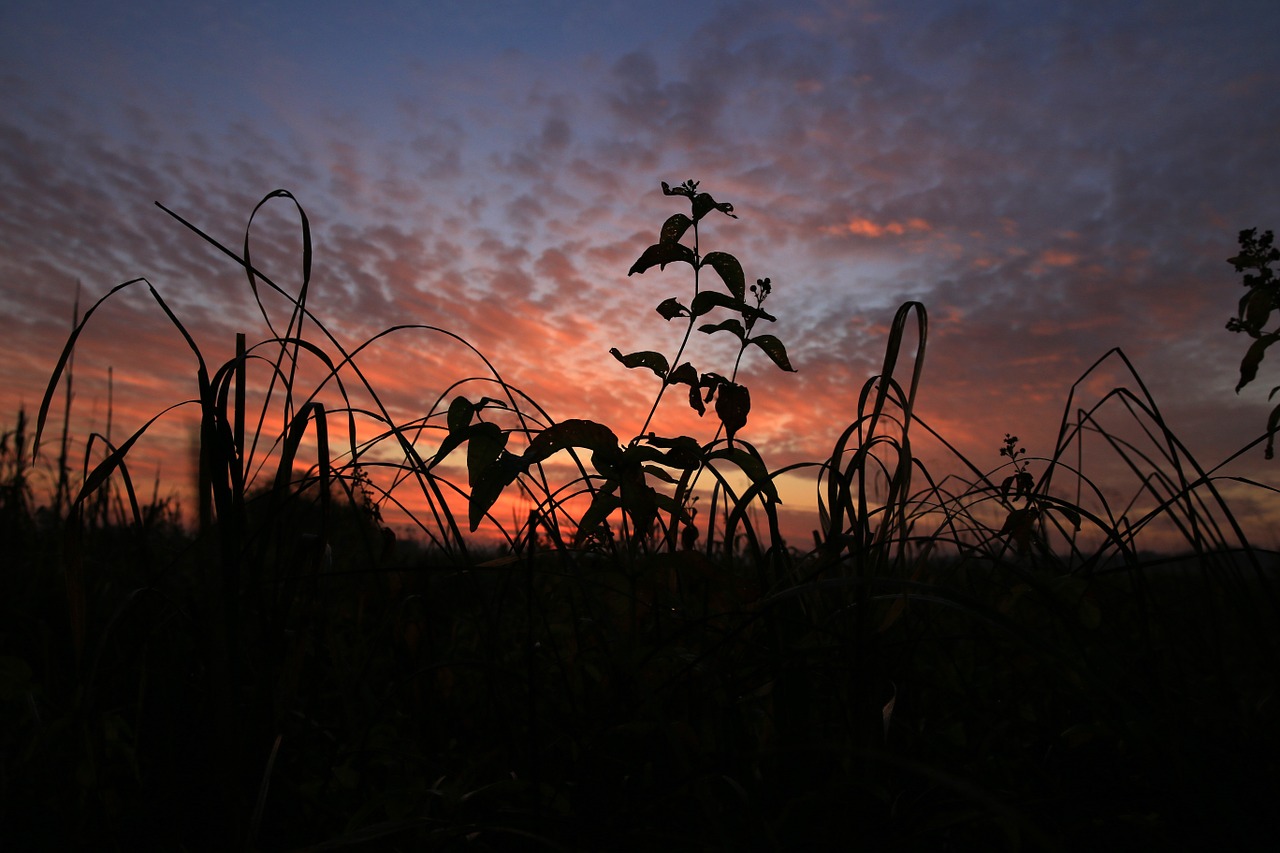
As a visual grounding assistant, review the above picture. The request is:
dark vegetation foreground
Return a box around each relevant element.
[2,189,1279,851]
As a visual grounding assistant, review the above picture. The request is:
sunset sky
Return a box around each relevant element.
[3,0,1280,550]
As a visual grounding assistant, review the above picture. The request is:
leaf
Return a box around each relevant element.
[644,465,679,484]
[714,382,750,443]
[998,507,1039,552]
[666,362,699,388]
[689,290,745,319]
[1243,287,1275,335]
[629,241,695,276]
[700,251,746,300]
[447,395,474,434]
[523,419,622,467]
[659,213,693,245]
[1237,333,1280,391]
[574,489,620,547]
[698,318,746,340]
[610,348,669,378]
[691,192,736,222]
[655,297,690,320]
[466,422,508,489]
[639,433,702,469]
[687,383,706,416]
[468,451,524,531]
[747,334,797,372]
[1000,474,1016,502]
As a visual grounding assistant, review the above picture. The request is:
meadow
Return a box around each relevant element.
[2,185,1278,851]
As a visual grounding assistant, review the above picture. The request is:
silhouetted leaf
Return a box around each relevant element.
[691,192,736,222]
[610,348,669,378]
[687,384,706,416]
[656,297,689,320]
[714,382,750,443]
[659,213,693,245]
[666,362,699,388]
[644,465,679,484]
[698,318,746,340]
[690,291,749,319]
[700,251,746,300]
[1243,287,1275,335]
[628,241,695,276]
[574,489,620,547]
[468,450,524,531]
[998,507,1039,552]
[447,395,474,434]
[429,399,492,469]
[640,433,702,469]
[466,422,507,488]
[747,334,797,371]
[523,418,622,467]
[1237,333,1280,391]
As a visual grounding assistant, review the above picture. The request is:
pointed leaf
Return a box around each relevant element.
[687,383,707,416]
[1000,474,1016,502]
[629,241,695,276]
[1238,333,1280,391]
[691,192,736,222]
[700,251,746,300]
[714,382,750,443]
[659,213,693,245]
[656,297,690,320]
[523,419,622,467]
[428,428,469,470]
[698,318,747,340]
[610,348,669,378]
[447,395,474,434]
[574,488,620,547]
[690,290,776,322]
[468,451,524,531]
[466,422,508,488]
[1243,287,1275,335]
[747,334,797,371]
[643,465,679,484]
[641,433,702,469]
[666,362,699,388]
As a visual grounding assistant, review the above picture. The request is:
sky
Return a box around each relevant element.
[3,0,1280,551]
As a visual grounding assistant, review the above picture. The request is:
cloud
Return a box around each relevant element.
[2,0,1279,547]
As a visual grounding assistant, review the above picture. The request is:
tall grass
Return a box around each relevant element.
[3,187,1278,851]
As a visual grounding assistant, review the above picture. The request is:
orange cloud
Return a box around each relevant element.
[1039,249,1079,267]
[822,216,931,239]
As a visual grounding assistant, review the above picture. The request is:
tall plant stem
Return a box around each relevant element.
[635,221,701,442]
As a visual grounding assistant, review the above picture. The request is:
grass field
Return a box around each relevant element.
[2,187,1278,851]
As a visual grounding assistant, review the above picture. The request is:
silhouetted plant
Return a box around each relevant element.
[438,179,796,553]
[996,432,1080,555]
[1226,227,1280,456]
